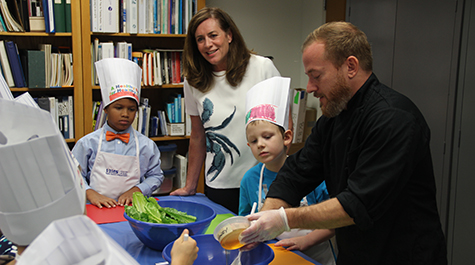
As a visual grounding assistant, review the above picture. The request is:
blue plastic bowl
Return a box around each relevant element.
[124,200,216,250]
[162,234,275,265]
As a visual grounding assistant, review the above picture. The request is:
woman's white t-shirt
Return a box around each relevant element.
[184,54,280,189]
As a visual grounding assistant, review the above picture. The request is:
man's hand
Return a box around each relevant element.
[240,207,290,244]
[86,189,117,209]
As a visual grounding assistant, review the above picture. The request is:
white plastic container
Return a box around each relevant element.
[158,143,177,170]
[213,216,250,250]
[153,167,177,195]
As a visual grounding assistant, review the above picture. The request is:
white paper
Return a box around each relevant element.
[16,215,140,265]
[14,92,40,108]
[0,99,85,245]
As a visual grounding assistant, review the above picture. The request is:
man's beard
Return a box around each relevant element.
[321,73,353,118]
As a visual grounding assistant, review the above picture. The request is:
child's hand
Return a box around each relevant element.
[171,229,198,265]
[86,189,117,209]
[117,187,141,206]
[274,235,313,251]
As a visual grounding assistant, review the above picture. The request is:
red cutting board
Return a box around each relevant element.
[86,197,160,224]
[86,204,127,224]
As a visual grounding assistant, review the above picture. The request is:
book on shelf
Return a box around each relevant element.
[142,52,148,86]
[153,50,162,85]
[17,0,29,32]
[291,88,308,143]
[64,0,71,32]
[149,115,159,137]
[137,0,145,33]
[62,52,73,86]
[42,0,54,32]
[173,154,187,189]
[162,93,183,124]
[125,0,137,33]
[57,96,69,138]
[91,101,101,130]
[37,96,74,139]
[94,101,106,131]
[20,50,45,88]
[39,43,52,88]
[102,0,118,33]
[90,0,198,34]
[153,0,160,33]
[0,0,24,32]
[53,0,65,32]
[67,95,74,138]
[158,110,168,136]
[90,0,97,31]
[5,40,26,88]
[0,40,15,87]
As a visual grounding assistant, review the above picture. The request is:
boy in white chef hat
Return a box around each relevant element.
[239,76,337,265]
[72,58,164,209]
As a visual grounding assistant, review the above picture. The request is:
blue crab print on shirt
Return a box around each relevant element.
[202,98,240,181]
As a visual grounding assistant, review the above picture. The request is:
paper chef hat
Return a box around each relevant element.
[16,215,140,265]
[245,76,291,130]
[95,58,142,108]
[0,99,86,246]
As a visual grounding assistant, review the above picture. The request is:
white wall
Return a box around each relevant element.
[206,0,325,113]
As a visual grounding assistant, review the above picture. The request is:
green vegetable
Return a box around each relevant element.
[125,192,197,224]
[133,192,148,213]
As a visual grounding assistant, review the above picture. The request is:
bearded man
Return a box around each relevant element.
[239,21,447,265]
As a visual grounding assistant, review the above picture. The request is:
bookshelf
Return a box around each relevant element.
[80,1,205,138]
[79,1,206,193]
[1,0,84,144]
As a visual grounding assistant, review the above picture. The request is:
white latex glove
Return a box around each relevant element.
[239,207,290,244]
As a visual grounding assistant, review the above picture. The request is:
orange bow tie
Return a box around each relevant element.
[106,131,130,143]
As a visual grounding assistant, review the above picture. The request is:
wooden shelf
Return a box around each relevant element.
[10,86,74,92]
[150,136,190,141]
[90,84,184,90]
[0,32,72,37]
[90,33,187,38]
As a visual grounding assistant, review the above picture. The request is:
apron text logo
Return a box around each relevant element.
[105,168,128,177]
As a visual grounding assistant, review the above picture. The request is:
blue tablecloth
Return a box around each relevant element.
[99,193,320,264]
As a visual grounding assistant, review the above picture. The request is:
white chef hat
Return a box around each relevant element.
[16,215,140,265]
[0,99,86,246]
[245,76,291,130]
[95,58,142,108]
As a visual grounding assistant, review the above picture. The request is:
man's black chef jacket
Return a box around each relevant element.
[268,74,447,265]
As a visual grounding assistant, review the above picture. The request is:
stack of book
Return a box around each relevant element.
[37,95,75,139]
[90,40,183,87]
[135,49,183,86]
[90,0,199,34]
[0,40,73,88]
[0,0,72,33]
